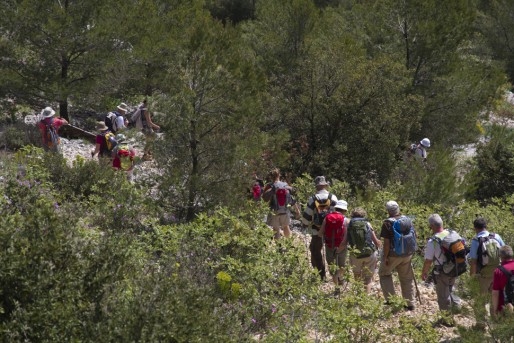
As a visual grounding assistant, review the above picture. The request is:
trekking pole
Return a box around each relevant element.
[411,262,422,305]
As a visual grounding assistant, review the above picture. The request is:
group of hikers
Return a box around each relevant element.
[256,167,514,324]
[37,100,161,180]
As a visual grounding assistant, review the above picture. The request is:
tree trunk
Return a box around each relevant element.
[60,54,70,121]
[186,119,199,221]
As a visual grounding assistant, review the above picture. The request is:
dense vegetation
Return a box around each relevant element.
[2,0,514,341]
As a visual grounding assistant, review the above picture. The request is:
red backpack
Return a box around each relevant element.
[270,182,291,214]
[324,212,345,249]
[252,183,262,200]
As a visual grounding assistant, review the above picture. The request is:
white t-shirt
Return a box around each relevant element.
[114,115,126,132]
[424,230,449,266]
[415,145,427,159]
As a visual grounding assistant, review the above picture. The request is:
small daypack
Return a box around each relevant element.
[476,233,501,271]
[115,143,133,171]
[497,266,514,305]
[270,182,292,214]
[348,218,376,258]
[42,118,60,152]
[324,212,345,249]
[313,194,332,228]
[103,132,118,153]
[433,230,467,277]
[252,183,262,201]
[105,112,117,132]
[390,215,417,256]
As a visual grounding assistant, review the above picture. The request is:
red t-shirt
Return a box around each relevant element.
[492,260,514,312]
[37,117,66,146]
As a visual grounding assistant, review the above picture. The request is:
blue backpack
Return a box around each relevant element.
[390,216,417,256]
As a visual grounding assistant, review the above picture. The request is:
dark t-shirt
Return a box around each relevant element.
[379,216,398,240]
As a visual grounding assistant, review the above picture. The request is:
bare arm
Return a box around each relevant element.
[492,290,500,317]
[383,238,391,265]
[369,226,381,248]
[421,259,432,281]
[92,143,101,158]
[470,259,477,276]
[144,110,160,130]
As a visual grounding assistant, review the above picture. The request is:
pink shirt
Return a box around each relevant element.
[492,260,514,312]
[37,117,66,146]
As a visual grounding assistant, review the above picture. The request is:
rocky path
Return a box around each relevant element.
[287,221,476,342]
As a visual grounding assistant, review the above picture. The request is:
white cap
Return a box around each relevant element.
[420,138,431,148]
[386,201,400,214]
[335,200,348,211]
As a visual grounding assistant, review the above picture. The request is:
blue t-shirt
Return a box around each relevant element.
[469,231,505,260]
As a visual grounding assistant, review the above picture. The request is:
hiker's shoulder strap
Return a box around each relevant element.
[498,265,513,278]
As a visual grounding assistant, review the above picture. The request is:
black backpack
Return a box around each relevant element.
[498,266,514,305]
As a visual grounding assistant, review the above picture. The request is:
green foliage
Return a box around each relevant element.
[0,125,29,151]
[390,147,463,207]
[470,125,514,202]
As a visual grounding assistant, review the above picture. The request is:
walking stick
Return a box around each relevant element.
[411,262,422,305]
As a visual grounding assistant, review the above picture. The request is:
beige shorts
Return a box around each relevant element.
[350,252,378,284]
[267,212,291,228]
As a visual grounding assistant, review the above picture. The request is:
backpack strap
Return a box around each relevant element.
[498,265,512,278]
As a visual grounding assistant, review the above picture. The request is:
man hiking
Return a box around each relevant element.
[318,200,348,292]
[301,176,338,281]
[379,200,417,310]
[421,214,463,313]
[492,245,514,317]
[342,207,381,293]
[262,168,295,239]
[469,217,505,294]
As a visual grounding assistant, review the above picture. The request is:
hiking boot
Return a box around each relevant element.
[404,305,415,311]
[334,287,341,296]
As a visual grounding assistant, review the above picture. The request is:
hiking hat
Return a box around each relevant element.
[420,138,431,148]
[117,102,128,112]
[335,200,348,211]
[41,106,56,118]
[314,176,329,186]
[115,134,126,142]
[385,200,400,214]
[96,121,109,131]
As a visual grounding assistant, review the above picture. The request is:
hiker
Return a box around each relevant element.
[411,138,430,162]
[342,207,381,293]
[492,245,514,317]
[141,99,160,134]
[301,176,338,281]
[421,214,463,311]
[112,134,136,181]
[318,200,348,291]
[37,106,68,152]
[379,200,417,310]
[91,121,115,160]
[469,217,505,294]
[105,103,128,133]
[251,175,264,201]
[135,99,160,161]
[262,168,295,239]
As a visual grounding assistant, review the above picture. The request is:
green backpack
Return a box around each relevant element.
[347,218,376,258]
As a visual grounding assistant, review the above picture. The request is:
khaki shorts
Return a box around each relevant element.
[267,212,291,228]
[350,252,377,284]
